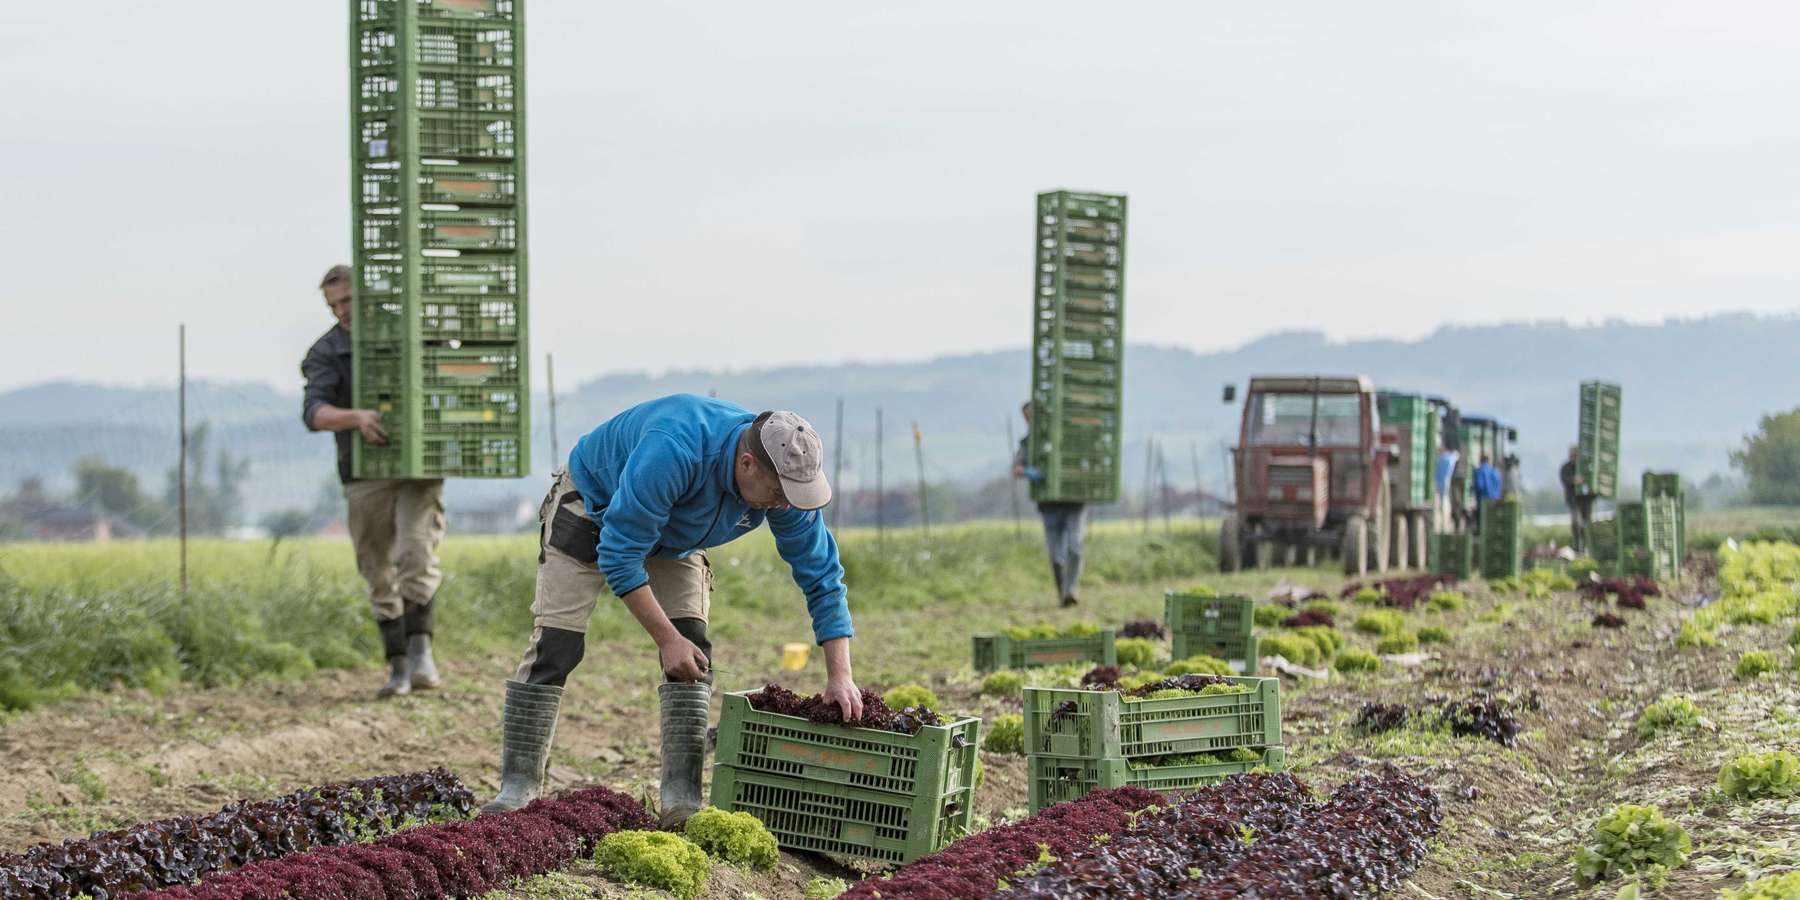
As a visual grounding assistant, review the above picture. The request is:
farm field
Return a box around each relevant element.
[4,508,1800,898]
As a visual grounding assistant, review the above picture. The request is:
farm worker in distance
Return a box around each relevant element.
[1472,454,1504,531]
[1012,401,1086,607]
[300,264,446,699]
[1434,447,1459,534]
[1501,454,1522,498]
[481,394,858,827]
[1560,446,1595,554]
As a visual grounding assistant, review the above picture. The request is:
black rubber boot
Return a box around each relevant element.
[404,602,442,690]
[658,681,711,829]
[482,680,564,814]
[376,617,412,699]
[1050,561,1066,604]
[1062,552,1083,607]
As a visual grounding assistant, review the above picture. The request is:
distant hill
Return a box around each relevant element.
[1,312,1789,521]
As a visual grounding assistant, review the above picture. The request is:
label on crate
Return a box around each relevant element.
[842,823,875,844]
[1021,648,1087,665]
[769,741,884,775]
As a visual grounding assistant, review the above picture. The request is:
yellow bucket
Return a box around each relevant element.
[779,643,811,671]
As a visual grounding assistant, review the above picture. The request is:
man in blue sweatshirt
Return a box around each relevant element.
[482,394,857,826]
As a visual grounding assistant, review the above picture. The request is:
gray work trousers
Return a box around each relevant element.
[1038,502,1087,599]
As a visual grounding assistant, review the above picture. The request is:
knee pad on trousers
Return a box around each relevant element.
[523,627,586,687]
[669,617,713,685]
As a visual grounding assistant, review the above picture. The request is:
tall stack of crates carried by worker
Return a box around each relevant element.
[1027,190,1127,504]
[710,689,981,863]
[1480,498,1523,579]
[1576,382,1621,501]
[1165,590,1259,674]
[1022,676,1283,813]
[349,0,530,479]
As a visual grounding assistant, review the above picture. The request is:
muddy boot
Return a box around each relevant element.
[658,681,711,829]
[482,680,564,815]
[377,617,412,699]
[404,602,442,690]
[1062,552,1083,607]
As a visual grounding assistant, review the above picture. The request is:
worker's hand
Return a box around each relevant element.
[1011,464,1025,479]
[826,673,863,722]
[353,409,389,446]
[659,634,710,682]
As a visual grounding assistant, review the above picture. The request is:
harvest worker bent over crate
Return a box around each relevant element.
[482,394,859,826]
[301,264,446,699]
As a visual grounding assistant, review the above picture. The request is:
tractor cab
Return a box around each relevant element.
[1221,376,1393,576]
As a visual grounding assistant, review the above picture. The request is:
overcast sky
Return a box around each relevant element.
[2,1,1796,393]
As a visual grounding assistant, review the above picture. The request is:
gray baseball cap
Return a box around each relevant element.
[752,410,832,510]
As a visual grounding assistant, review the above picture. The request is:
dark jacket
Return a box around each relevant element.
[301,325,354,483]
[1559,459,1579,506]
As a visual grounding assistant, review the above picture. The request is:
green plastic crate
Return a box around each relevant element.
[1022,679,1281,761]
[1027,747,1286,813]
[972,630,1116,674]
[709,766,971,864]
[1164,592,1254,641]
[1378,392,1433,508]
[1168,633,1260,675]
[1028,189,1127,504]
[712,692,979,798]
[1480,500,1523,579]
[1642,472,1681,499]
[1577,382,1622,499]
[1433,532,1473,579]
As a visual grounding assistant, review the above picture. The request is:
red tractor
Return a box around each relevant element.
[1219,376,1395,576]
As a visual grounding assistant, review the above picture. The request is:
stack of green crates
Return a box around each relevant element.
[1480,499,1522,579]
[350,0,530,479]
[1022,680,1283,812]
[1642,472,1686,564]
[1165,591,1259,674]
[1377,392,1434,509]
[710,690,981,863]
[1618,493,1682,581]
[1590,519,1620,576]
[1027,190,1126,504]
[1577,382,1621,499]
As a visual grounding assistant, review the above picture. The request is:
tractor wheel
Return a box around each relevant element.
[1219,516,1241,573]
[1342,514,1369,577]
[1392,511,1411,570]
[1370,479,1392,574]
[1411,511,1432,570]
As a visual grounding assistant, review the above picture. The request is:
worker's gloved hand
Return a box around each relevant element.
[659,635,710,682]
[826,674,863,722]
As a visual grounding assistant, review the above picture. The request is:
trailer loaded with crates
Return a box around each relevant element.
[1026,190,1127,504]
[350,0,530,479]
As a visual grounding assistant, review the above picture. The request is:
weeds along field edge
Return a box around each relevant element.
[0,520,1232,712]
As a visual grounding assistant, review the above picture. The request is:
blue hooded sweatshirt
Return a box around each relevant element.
[567,394,852,644]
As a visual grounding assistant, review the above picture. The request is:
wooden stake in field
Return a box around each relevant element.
[1141,434,1156,533]
[831,397,844,532]
[875,408,885,549]
[912,422,928,536]
[1005,414,1023,538]
[545,352,560,467]
[178,323,188,598]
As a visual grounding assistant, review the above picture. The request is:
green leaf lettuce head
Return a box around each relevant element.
[1571,804,1690,884]
[1718,750,1800,800]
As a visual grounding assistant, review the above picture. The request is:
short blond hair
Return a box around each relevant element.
[319,264,352,289]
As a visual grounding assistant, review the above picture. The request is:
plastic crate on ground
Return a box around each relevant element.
[1169,633,1260,675]
[709,766,972,864]
[1027,747,1286,813]
[1433,532,1473,580]
[1480,500,1523,579]
[972,630,1115,673]
[1022,679,1281,760]
[712,692,979,798]
[1164,591,1254,641]
[1642,472,1681,499]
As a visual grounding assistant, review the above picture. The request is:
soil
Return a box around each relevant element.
[0,564,1775,898]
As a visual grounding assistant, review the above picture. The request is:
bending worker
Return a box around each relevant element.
[482,394,859,827]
